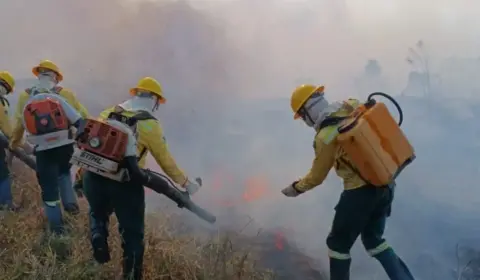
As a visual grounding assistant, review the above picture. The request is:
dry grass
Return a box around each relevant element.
[0,162,274,280]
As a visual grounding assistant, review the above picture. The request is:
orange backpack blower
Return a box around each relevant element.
[71,116,130,182]
[334,92,415,187]
[71,110,156,182]
[23,98,69,135]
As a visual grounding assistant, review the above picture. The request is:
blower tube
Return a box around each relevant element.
[125,157,216,224]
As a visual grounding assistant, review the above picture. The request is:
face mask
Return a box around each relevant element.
[299,93,329,127]
[0,85,7,96]
[301,93,343,129]
[37,72,57,90]
[135,91,160,112]
[120,94,158,114]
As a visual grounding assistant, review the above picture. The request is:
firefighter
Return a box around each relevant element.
[81,77,201,280]
[10,60,87,233]
[281,84,415,280]
[0,71,27,211]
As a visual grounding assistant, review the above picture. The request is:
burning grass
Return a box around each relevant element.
[0,161,274,280]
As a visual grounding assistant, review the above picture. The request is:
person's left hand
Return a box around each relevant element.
[281,181,302,197]
[185,177,202,195]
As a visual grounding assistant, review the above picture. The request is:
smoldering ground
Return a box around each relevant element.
[1,0,480,279]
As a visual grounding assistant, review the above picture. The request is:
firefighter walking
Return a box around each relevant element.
[281,84,415,280]
[10,60,87,233]
[0,71,27,211]
[80,77,201,280]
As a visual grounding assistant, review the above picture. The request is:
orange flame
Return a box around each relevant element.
[242,175,269,202]
[275,230,285,250]
[143,168,274,208]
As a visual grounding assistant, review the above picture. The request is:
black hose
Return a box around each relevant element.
[143,169,216,224]
[367,92,403,126]
[0,133,36,170]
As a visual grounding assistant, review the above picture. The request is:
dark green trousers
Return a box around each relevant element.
[327,185,415,280]
[83,171,145,280]
[35,144,79,233]
[0,145,13,208]
[0,144,9,181]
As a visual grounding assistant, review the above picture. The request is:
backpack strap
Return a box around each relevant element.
[106,110,156,127]
[318,116,347,130]
[25,86,62,95]
[53,86,63,94]
[130,111,157,161]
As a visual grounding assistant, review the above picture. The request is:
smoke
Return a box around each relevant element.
[2,0,480,278]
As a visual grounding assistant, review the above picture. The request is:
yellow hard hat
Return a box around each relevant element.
[290,84,325,119]
[0,71,15,93]
[32,60,63,82]
[129,77,166,104]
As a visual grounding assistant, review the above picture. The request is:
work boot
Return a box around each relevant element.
[43,202,65,235]
[329,257,351,280]
[64,203,80,215]
[123,255,143,280]
[374,248,416,280]
[90,214,110,264]
[92,232,110,264]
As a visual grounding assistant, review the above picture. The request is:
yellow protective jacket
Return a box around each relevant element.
[295,99,367,192]
[0,97,12,138]
[98,107,188,186]
[10,86,89,149]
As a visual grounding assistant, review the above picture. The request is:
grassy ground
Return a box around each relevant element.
[0,162,274,280]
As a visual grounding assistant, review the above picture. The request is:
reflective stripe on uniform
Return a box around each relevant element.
[367,241,390,256]
[44,200,61,207]
[328,249,351,260]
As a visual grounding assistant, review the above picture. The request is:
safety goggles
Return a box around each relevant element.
[135,90,165,104]
[37,68,58,79]
[296,91,325,121]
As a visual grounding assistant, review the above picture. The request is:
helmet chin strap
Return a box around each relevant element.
[152,97,159,112]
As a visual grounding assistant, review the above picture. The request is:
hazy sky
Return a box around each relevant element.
[2,0,479,99]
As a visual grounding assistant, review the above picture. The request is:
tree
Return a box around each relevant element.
[405,40,432,97]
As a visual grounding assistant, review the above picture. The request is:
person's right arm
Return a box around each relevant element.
[137,119,188,187]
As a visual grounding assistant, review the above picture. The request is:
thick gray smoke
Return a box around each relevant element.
[2,0,480,279]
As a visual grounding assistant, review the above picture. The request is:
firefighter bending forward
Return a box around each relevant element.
[281,84,415,280]
[81,77,201,280]
[10,60,87,233]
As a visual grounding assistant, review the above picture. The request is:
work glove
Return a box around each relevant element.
[184,177,202,195]
[281,181,303,197]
